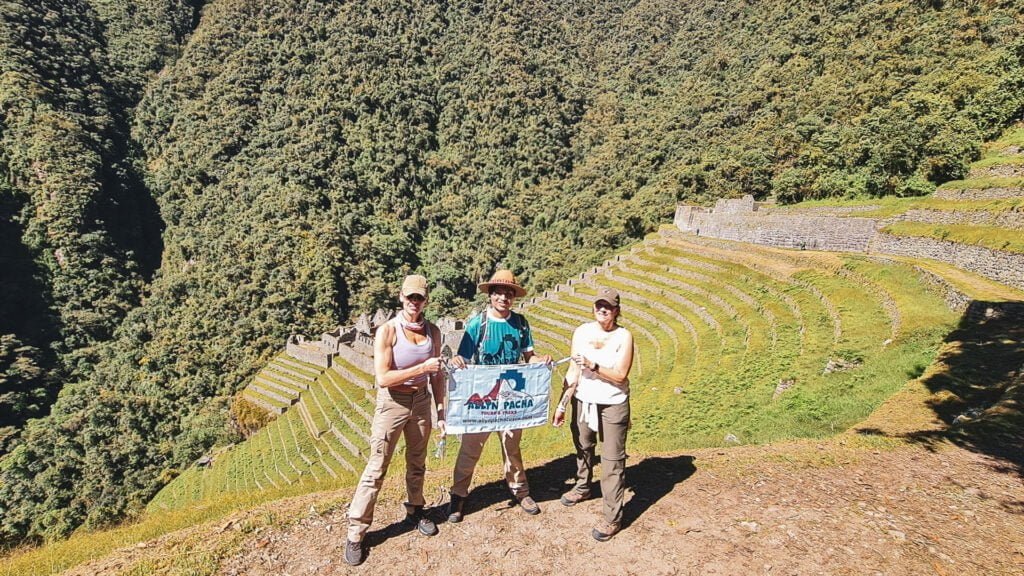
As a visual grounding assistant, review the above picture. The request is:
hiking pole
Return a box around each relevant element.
[434,353,456,460]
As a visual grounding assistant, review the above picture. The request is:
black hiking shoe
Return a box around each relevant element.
[404,505,438,536]
[448,493,465,523]
[343,539,365,566]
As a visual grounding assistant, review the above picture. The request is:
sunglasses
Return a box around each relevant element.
[406,294,426,303]
[594,300,618,310]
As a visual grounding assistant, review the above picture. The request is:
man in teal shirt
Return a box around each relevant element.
[447,270,551,521]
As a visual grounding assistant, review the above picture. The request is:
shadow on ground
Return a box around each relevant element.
[418,451,697,529]
[621,455,697,527]
[859,301,1024,479]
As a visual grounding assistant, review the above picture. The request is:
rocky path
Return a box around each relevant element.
[169,439,1024,576]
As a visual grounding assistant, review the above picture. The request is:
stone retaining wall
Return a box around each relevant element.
[868,233,1024,291]
[759,205,880,216]
[891,209,1024,230]
[909,265,972,313]
[286,336,332,367]
[335,342,373,373]
[968,164,1024,179]
[674,196,1024,293]
[676,204,878,252]
[933,187,1023,200]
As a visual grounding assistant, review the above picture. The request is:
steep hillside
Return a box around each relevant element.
[0,0,198,451]
[3,0,1024,548]
[149,226,998,515]
[7,230,1023,573]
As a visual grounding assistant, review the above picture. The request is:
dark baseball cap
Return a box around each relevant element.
[593,286,620,307]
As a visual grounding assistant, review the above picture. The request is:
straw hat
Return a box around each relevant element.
[477,269,527,298]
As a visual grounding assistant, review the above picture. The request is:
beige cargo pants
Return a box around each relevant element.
[451,428,530,499]
[347,388,432,542]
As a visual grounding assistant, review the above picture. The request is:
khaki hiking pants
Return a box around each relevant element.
[568,398,630,525]
[347,387,432,542]
[451,428,529,499]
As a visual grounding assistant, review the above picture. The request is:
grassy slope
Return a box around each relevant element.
[7,225,1001,574]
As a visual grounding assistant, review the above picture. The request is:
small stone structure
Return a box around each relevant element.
[435,317,466,359]
[285,334,333,367]
[674,195,1024,291]
[287,309,466,371]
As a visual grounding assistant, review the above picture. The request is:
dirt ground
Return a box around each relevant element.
[140,438,1023,576]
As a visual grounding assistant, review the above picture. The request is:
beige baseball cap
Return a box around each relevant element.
[401,275,429,298]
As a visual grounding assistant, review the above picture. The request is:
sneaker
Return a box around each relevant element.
[560,490,590,507]
[517,495,541,516]
[592,520,620,542]
[404,506,438,536]
[343,539,365,566]
[448,493,465,523]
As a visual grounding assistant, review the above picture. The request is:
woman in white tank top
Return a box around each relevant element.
[553,286,634,542]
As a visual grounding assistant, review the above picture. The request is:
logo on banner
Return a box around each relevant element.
[446,363,550,434]
[465,369,535,411]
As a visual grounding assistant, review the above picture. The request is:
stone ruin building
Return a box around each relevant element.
[287,310,466,370]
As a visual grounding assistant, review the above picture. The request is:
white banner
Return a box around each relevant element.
[445,363,552,434]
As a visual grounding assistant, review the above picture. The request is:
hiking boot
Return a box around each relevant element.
[517,495,541,515]
[404,505,438,536]
[343,539,365,566]
[560,490,591,507]
[448,493,465,523]
[592,520,620,542]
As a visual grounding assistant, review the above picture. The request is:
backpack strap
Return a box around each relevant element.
[511,312,529,362]
[473,308,489,364]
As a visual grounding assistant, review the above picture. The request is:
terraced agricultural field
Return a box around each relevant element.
[538,232,960,450]
[148,354,368,512]
[148,219,1009,516]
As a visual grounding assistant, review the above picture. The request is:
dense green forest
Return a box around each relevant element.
[1,0,1022,546]
[0,0,198,453]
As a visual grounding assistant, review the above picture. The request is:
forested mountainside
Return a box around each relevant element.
[0,0,199,453]
[1,0,1022,546]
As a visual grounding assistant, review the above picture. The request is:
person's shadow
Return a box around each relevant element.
[432,452,697,528]
[621,455,697,527]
